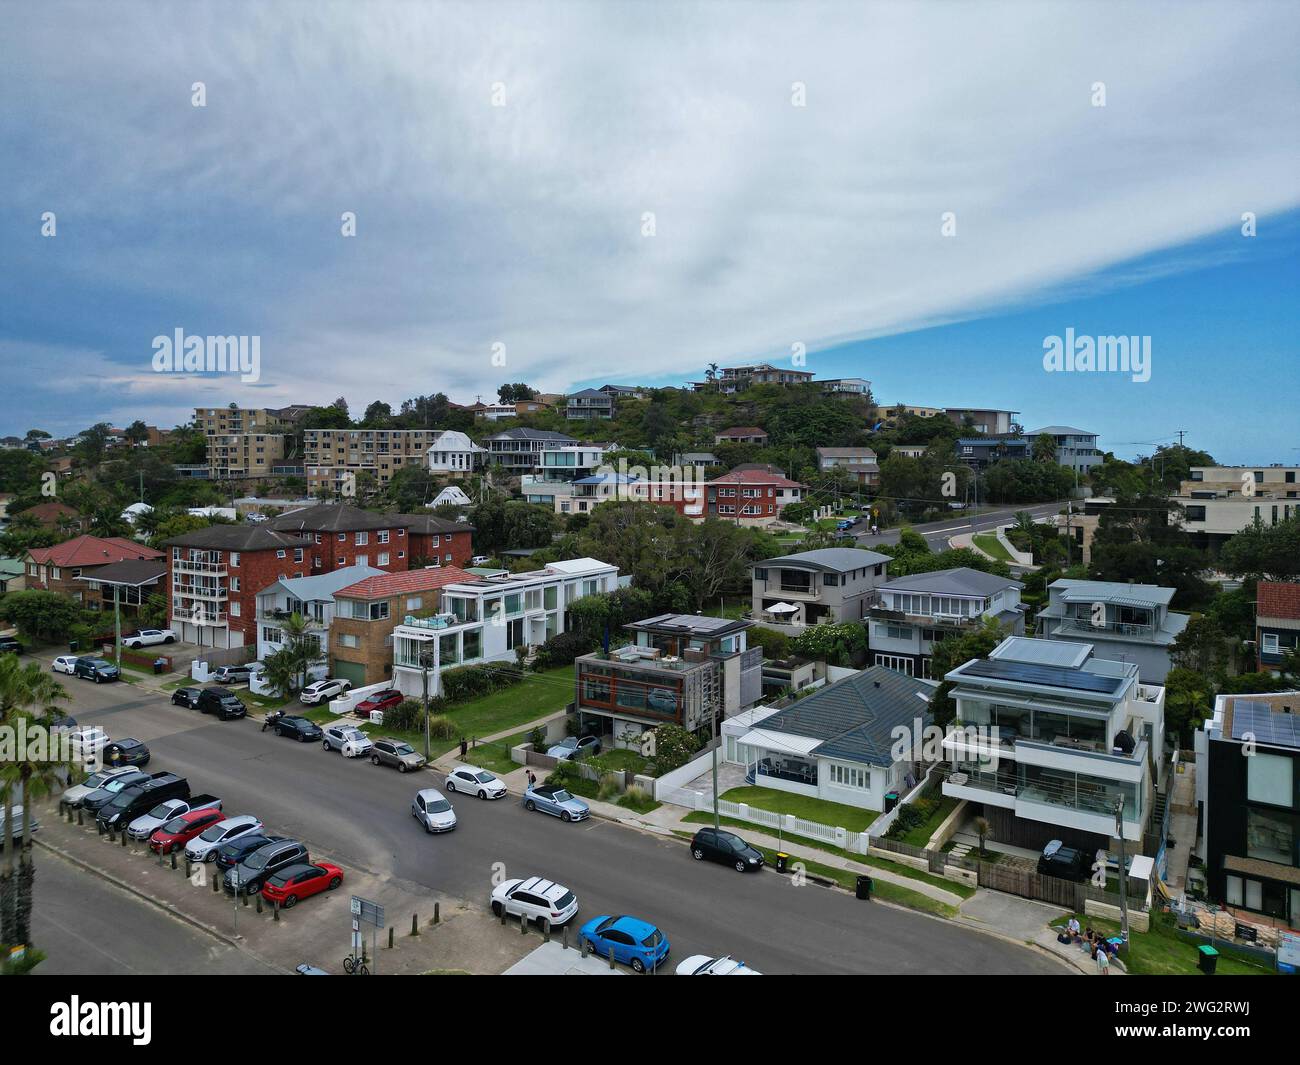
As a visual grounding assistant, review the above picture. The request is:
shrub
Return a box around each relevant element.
[426,714,457,741]
[747,625,790,660]
[597,775,622,802]
[440,661,524,702]
[621,784,652,809]
[648,723,702,776]
[527,726,547,751]
[384,698,426,732]
[530,629,594,671]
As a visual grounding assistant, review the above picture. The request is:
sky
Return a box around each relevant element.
[2,1,1297,464]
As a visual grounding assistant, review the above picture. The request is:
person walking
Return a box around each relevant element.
[526,769,537,789]
[1096,945,1110,975]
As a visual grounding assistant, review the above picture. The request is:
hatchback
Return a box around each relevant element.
[690,828,764,872]
[184,815,264,863]
[546,736,600,760]
[261,862,344,908]
[171,686,204,709]
[444,765,506,799]
[103,738,151,768]
[150,808,226,854]
[579,915,670,973]
[52,655,80,674]
[411,788,457,833]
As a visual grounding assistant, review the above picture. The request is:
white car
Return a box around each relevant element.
[184,815,264,863]
[52,655,80,674]
[300,678,353,706]
[469,556,493,566]
[411,788,457,833]
[675,955,762,976]
[444,765,507,799]
[322,724,373,758]
[67,726,109,769]
[122,628,177,649]
[490,876,578,926]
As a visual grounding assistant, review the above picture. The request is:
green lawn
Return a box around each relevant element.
[1050,912,1275,976]
[718,785,880,833]
[890,795,959,848]
[971,532,1014,562]
[588,748,650,775]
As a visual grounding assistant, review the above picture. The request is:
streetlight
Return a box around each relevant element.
[418,643,436,763]
[1115,796,1130,956]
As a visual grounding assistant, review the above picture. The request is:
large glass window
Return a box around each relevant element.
[544,585,557,610]
[1246,808,1294,864]
[1247,753,1294,807]
[461,629,481,661]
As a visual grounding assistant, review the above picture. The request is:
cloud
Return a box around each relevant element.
[2,1,1297,433]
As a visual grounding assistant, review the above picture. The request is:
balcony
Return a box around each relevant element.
[871,606,981,628]
[172,583,228,601]
[1048,616,1156,640]
[173,558,227,576]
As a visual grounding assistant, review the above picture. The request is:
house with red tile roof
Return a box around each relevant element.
[24,535,163,609]
[328,565,474,688]
[15,500,84,532]
[706,468,804,526]
[1257,581,1300,674]
[713,426,769,446]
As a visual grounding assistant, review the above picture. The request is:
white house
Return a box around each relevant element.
[254,564,385,662]
[390,557,619,698]
[428,485,471,509]
[426,430,486,474]
[121,502,154,525]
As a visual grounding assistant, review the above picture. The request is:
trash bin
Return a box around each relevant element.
[69,640,79,653]
[153,658,166,675]
[855,874,873,900]
[1197,945,1218,975]
[775,852,789,873]
[884,791,900,813]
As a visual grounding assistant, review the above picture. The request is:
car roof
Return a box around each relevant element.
[269,862,318,880]
[416,788,446,800]
[516,876,568,900]
[610,915,656,936]
[217,815,258,828]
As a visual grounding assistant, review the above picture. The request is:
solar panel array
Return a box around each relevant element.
[1230,701,1300,750]
[960,657,1123,694]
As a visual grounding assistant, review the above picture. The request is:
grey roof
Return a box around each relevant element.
[389,513,475,535]
[567,388,609,399]
[164,526,313,550]
[1029,426,1097,437]
[755,666,936,767]
[487,428,577,443]
[268,504,408,533]
[1048,578,1175,608]
[816,447,878,458]
[259,565,386,602]
[625,613,752,639]
[760,548,891,573]
[878,566,1022,596]
[75,558,167,587]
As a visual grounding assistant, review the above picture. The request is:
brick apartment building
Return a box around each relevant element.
[24,535,164,609]
[390,513,475,568]
[706,467,804,525]
[266,505,413,572]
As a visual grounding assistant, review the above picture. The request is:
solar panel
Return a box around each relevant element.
[960,657,1123,694]
[1230,702,1300,749]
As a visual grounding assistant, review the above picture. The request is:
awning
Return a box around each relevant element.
[737,727,821,758]
[764,602,799,614]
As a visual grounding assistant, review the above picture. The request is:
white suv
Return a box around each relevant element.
[322,724,373,758]
[490,876,578,926]
[300,678,352,706]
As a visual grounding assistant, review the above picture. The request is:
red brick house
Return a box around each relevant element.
[706,468,804,525]
[389,513,475,568]
[266,505,414,573]
[24,535,163,608]
[1257,581,1300,674]
[17,500,85,532]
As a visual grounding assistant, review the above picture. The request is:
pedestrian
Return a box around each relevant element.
[526,769,536,789]
[1096,945,1110,975]
[459,736,468,757]
[1067,915,1081,942]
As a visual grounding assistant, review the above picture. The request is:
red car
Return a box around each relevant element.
[261,861,345,908]
[354,689,403,719]
[150,808,226,854]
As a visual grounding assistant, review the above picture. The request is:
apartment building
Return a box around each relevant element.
[483,428,577,474]
[1035,578,1188,683]
[941,636,1168,850]
[820,377,871,397]
[389,513,474,568]
[868,567,1025,677]
[565,389,616,420]
[1027,426,1102,475]
[425,430,485,473]
[1256,582,1300,674]
[574,614,761,743]
[193,405,301,437]
[267,505,412,572]
[327,566,473,688]
[955,436,1029,468]
[254,564,384,663]
[545,472,705,519]
[206,431,290,481]
[706,468,803,525]
[304,428,437,492]
[1195,690,1300,925]
[1173,465,1300,549]
[944,408,1020,435]
[691,363,816,393]
[390,558,619,698]
[24,536,164,610]
[815,447,879,486]
[751,547,891,629]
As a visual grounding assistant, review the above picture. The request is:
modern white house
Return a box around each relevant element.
[254,564,385,662]
[940,636,1167,848]
[867,567,1025,678]
[721,666,937,813]
[389,557,619,697]
[426,430,486,474]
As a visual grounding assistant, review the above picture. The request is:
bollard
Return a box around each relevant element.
[543,919,551,944]
[170,851,177,870]
[562,925,569,951]
[389,927,395,949]
[520,912,528,936]
[255,895,263,915]
[242,892,249,908]
[608,946,615,970]
[120,829,127,848]
[273,901,280,922]
[97,821,104,837]
[212,873,220,892]
[184,860,192,878]
[500,906,506,926]
[581,940,590,958]
[410,914,419,937]
[77,809,84,827]
[433,902,440,925]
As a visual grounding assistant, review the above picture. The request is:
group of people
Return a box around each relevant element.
[1057,915,1119,974]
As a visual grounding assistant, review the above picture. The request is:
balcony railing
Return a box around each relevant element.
[173,558,227,576]
[1051,616,1156,639]
[172,582,228,600]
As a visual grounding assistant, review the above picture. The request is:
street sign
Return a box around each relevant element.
[350,895,384,929]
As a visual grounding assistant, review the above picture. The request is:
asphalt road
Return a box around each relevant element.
[37,677,1065,976]
[848,500,1063,554]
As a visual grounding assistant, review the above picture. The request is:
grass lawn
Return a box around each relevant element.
[588,748,650,775]
[718,785,880,834]
[890,795,959,848]
[971,532,1015,562]
[1050,911,1275,976]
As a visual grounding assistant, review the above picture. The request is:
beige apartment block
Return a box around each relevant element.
[207,433,289,480]
[304,428,438,492]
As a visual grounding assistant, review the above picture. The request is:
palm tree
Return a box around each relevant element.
[259,613,322,696]
[0,656,66,948]
[14,699,73,947]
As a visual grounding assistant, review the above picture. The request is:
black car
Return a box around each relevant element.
[689,827,765,872]
[80,769,155,813]
[214,832,286,871]
[196,687,247,720]
[1037,839,1093,882]
[171,686,203,709]
[274,715,322,742]
[96,773,189,830]
[223,839,310,895]
[73,657,121,683]
[0,636,23,655]
[103,738,151,768]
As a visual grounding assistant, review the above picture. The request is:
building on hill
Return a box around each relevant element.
[690,363,815,393]
[705,468,804,525]
[483,427,578,474]
[815,447,879,486]
[565,388,616,420]
[253,564,385,663]
[24,535,164,609]
[1171,464,1300,549]
[14,500,84,532]
[1026,426,1101,475]
[751,547,891,628]
[304,428,438,493]
[944,408,1019,435]
[714,426,769,446]
[425,430,486,474]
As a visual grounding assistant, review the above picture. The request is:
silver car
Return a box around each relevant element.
[322,724,373,758]
[62,766,137,808]
[411,788,457,833]
[370,737,426,773]
[185,815,264,863]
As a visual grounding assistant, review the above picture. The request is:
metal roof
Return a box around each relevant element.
[760,548,891,573]
[878,566,1021,596]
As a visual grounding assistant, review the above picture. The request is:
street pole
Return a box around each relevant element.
[1115,797,1130,956]
[420,650,431,763]
[113,584,122,670]
[712,705,720,831]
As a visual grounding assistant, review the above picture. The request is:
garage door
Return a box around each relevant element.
[331,659,368,687]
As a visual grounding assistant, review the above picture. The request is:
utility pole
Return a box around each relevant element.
[420,646,434,763]
[711,702,721,831]
[113,584,122,670]
[1115,796,1130,956]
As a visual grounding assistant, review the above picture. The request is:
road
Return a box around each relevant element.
[37,678,1065,975]
[848,500,1063,554]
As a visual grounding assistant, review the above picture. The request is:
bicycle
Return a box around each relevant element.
[342,951,370,975]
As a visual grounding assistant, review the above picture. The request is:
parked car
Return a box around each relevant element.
[469,555,492,566]
[214,832,285,871]
[524,783,589,823]
[223,839,310,895]
[0,806,39,847]
[73,657,121,683]
[836,518,855,530]
[675,954,762,976]
[96,773,188,831]
[67,726,109,767]
[690,828,764,872]
[411,788,457,833]
[274,715,323,742]
[353,689,403,719]
[579,915,670,973]
[1037,839,1093,882]
[261,861,344,908]
[300,678,352,706]
[196,687,247,719]
[127,795,221,841]
[322,724,373,757]
[62,765,137,808]
[52,654,80,674]
[122,628,176,649]
[79,769,153,813]
[149,807,227,854]
[490,876,578,926]
[546,735,600,760]
[171,686,204,709]
[102,737,151,768]
[444,765,506,799]
[184,815,265,863]
[211,663,257,685]
[0,635,23,655]
[370,737,426,773]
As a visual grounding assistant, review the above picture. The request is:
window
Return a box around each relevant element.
[294,548,304,562]
[406,597,423,611]
[377,553,390,566]
[829,763,869,790]
[276,550,286,559]
[355,555,368,568]
[230,552,240,567]
[1262,633,1280,654]
[873,653,915,675]
[378,530,389,544]
[369,602,390,621]
[1246,808,1293,864]
[1247,753,1293,807]
[356,532,368,546]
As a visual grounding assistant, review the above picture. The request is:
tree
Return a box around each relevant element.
[258,614,323,695]
[0,591,85,644]
[927,617,1010,726]
[123,420,150,445]
[789,623,867,668]
[361,401,394,427]
[674,519,755,612]
[496,383,536,404]
[974,815,991,859]
[1162,668,1216,747]
[1219,517,1300,582]
[649,723,703,775]
[1169,615,1236,677]
[1032,433,1059,464]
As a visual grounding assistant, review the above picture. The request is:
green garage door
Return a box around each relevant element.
[332,659,368,687]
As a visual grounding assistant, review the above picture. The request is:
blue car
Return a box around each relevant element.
[579,914,670,973]
[524,784,590,822]
[836,519,855,530]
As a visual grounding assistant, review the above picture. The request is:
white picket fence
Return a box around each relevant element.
[671,790,870,854]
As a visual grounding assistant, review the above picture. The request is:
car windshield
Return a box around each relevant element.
[640,929,663,948]
[393,744,414,756]
[84,773,108,788]
[160,816,187,833]
[427,799,451,813]
[551,790,573,803]
[147,803,174,818]
[728,836,748,852]
[343,729,365,741]
[199,824,229,842]
[555,891,576,910]
[474,771,496,783]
